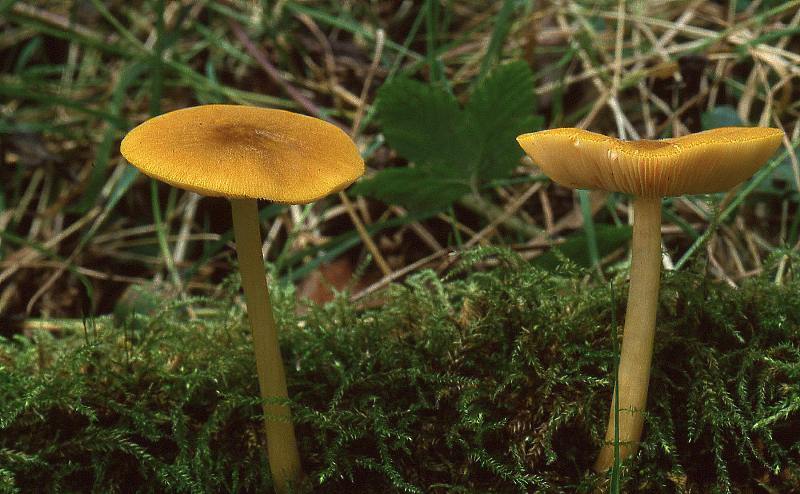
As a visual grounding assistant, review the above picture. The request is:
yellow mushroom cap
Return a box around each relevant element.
[517,127,783,197]
[120,105,365,204]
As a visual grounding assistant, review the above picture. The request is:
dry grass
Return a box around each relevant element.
[1,0,799,325]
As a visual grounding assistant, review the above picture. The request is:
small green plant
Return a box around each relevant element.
[354,61,543,212]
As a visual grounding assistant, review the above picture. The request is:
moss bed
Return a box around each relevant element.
[1,250,799,493]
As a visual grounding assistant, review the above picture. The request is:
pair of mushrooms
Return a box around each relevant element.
[121,104,782,489]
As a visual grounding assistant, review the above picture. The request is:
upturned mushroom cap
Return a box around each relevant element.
[517,127,783,197]
[120,105,365,204]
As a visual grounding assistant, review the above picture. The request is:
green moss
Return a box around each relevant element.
[1,250,799,493]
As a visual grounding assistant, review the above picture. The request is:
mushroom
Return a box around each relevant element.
[120,104,364,492]
[516,127,783,471]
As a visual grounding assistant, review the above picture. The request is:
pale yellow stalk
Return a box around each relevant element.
[595,196,662,472]
[231,198,301,493]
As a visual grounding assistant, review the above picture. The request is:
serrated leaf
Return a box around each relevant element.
[351,166,470,212]
[376,77,478,169]
[465,61,542,180]
[364,64,542,211]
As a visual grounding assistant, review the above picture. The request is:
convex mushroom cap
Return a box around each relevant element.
[120,104,365,203]
[517,127,784,197]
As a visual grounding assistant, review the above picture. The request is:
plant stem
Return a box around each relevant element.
[150,180,182,291]
[460,193,542,238]
[230,198,301,493]
[595,195,662,472]
[338,191,392,276]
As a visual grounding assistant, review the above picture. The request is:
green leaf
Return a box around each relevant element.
[363,64,542,211]
[755,142,800,198]
[376,77,477,169]
[351,166,470,212]
[466,61,542,180]
[701,106,743,130]
[533,225,632,271]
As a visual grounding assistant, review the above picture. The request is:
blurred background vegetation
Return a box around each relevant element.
[0,0,800,324]
[1,0,800,491]
[1,0,798,324]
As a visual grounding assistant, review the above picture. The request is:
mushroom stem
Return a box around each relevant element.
[595,195,662,472]
[230,198,302,493]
